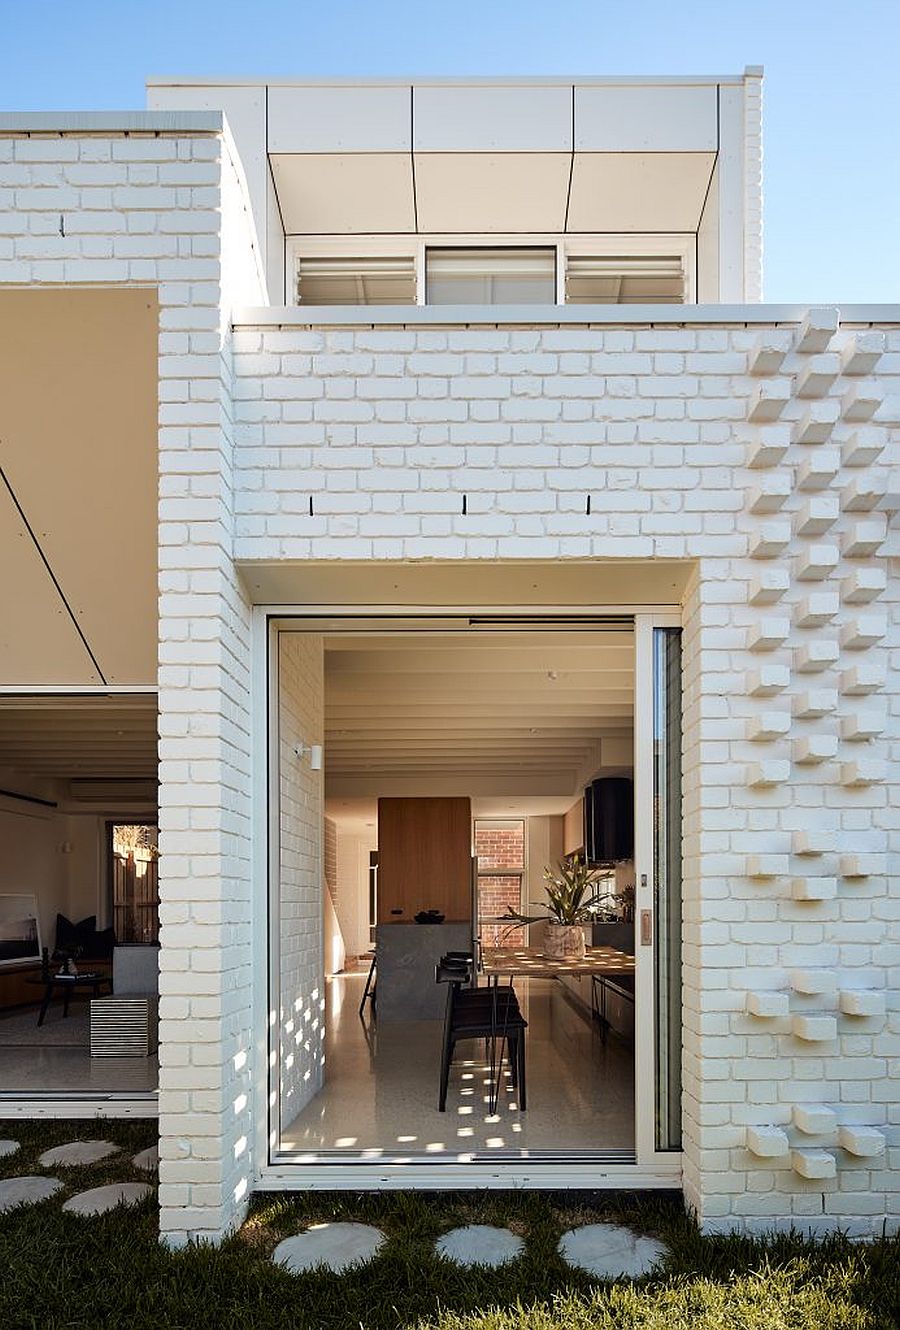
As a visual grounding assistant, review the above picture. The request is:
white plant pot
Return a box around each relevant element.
[543,923,586,960]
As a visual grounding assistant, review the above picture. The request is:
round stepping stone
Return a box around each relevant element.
[39,1140,120,1168]
[559,1223,668,1279]
[0,1175,62,1213]
[132,1145,158,1173]
[272,1222,386,1275]
[62,1182,153,1217]
[0,1140,20,1159]
[436,1224,524,1268]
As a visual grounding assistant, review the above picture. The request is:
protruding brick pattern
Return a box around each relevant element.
[226,312,899,1237]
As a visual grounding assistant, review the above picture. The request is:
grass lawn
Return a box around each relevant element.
[0,1119,897,1330]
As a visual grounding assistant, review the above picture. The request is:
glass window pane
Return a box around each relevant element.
[426,248,556,305]
[653,628,682,1151]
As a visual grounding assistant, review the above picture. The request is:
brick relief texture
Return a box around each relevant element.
[232,317,899,1236]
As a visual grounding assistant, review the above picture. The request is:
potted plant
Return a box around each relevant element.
[501,855,617,959]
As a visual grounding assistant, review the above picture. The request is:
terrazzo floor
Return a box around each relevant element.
[0,1006,158,1096]
[281,975,634,1159]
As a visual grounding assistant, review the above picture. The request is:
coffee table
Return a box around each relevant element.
[27,972,113,1026]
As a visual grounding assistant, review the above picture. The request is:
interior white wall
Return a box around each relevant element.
[0,797,65,954]
[523,814,565,948]
[333,827,375,959]
[0,791,158,948]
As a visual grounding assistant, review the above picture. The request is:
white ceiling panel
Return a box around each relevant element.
[0,695,157,779]
[575,84,718,152]
[413,85,572,152]
[268,85,412,154]
[273,153,416,234]
[568,152,716,232]
[323,631,633,797]
[414,153,571,233]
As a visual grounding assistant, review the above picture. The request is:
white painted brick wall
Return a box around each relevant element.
[232,316,900,1237]
[0,121,265,1247]
[276,632,325,1128]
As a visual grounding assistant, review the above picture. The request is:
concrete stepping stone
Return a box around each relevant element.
[436,1224,525,1267]
[559,1223,668,1279]
[272,1222,386,1274]
[132,1145,158,1173]
[39,1140,120,1168]
[0,1175,62,1213]
[0,1140,20,1159]
[62,1182,153,1216]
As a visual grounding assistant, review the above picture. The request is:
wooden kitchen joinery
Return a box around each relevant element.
[376,797,472,923]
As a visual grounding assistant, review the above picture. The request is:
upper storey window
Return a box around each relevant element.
[296,256,416,305]
[566,256,684,305]
[292,242,689,306]
[425,248,556,305]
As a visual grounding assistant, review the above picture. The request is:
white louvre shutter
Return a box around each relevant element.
[296,256,416,306]
[565,256,684,305]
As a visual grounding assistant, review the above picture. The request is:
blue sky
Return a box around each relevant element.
[1,0,897,302]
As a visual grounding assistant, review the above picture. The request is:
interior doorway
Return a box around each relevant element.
[268,610,681,1174]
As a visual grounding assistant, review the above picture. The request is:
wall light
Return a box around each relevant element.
[293,742,323,770]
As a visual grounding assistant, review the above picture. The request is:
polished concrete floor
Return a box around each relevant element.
[0,1005,158,1097]
[280,975,634,1159]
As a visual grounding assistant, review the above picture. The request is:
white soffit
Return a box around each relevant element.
[575,84,718,151]
[267,85,412,153]
[413,85,573,152]
[272,153,415,233]
[0,289,158,687]
[568,152,715,232]
[414,153,571,234]
[0,483,101,686]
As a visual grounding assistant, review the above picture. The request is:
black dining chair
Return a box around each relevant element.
[435,954,527,1112]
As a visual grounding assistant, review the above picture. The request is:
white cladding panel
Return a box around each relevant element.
[414,153,570,234]
[413,84,573,152]
[568,152,716,232]
[272,153,416,234]
[575,84,718,151]
[267,85,412,153]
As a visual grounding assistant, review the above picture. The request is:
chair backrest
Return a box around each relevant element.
[435,954,473,986]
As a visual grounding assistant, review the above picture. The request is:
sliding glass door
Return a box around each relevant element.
[653,628,682,1150]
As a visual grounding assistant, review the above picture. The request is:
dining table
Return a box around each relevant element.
[478,944,636,1112]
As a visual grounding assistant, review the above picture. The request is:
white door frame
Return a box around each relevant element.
[633,611,683,1173]
[251,604,683,1191]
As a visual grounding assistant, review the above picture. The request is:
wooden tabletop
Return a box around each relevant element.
[480,944,635,979]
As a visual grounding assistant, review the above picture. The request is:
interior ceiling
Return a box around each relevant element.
[0,695,158,781]
[324,630,633,801]
[0,289,158,688]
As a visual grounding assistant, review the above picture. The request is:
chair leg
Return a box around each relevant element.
[37,983,52,1027]
[517,1030,527,1111]
[506,1035,518,1088]
[358,954,376,1017]
[438,985,455,1111]
[438,1032,453,1112]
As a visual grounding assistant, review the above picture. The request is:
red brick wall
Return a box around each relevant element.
[475,822,525,947]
